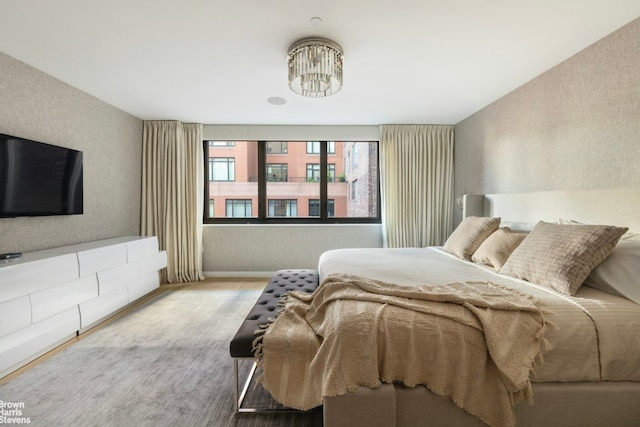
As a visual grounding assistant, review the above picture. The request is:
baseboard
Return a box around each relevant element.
[203,271,275,278]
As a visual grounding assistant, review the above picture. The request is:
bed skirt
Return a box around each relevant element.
[323,382,640,427]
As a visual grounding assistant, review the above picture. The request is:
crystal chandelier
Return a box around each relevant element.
[287,37,343,98]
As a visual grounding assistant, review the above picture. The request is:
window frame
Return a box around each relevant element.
[208,157,235,182]
[266,163,288,182]
[266,141,288,154]
[307,163,336,182]
[309,198,335,217]
[203,140,380,224]
[307,141,335,154]
[225,199,252,218]
[209,141,235,147]
[306,163,321,182]
[268,199,298,217]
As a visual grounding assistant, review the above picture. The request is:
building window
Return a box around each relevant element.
[204,140,379,223]
[266,141,288,154]
[351,144,359,168]
[226,199,252,217]
[309,199,335,217]
[306,163,320,182]
[268,199,297,217]
[267,163,288,182]
[306,141,335,154]
[306,163,336,182]
[209,157,235,181]
[327,164,336,182]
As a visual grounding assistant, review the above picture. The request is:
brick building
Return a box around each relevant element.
[206,141,377,219]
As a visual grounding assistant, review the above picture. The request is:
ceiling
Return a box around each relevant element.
[1,1,639,126]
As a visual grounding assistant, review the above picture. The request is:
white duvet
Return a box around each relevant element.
[318,247,640,382]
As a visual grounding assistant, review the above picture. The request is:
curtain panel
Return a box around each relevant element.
[379,124,454,248]
[142,121,204,283]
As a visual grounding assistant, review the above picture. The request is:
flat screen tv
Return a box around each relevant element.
[0,133,83,218]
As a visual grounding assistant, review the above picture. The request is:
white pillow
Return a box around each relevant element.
[557,218,639,241]
[621,231,640,241]
[585,240,640,304]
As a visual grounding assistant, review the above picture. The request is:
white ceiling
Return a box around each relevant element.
[1,1,639,126]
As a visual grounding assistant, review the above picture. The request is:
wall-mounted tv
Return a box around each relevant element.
[0,133,83,218]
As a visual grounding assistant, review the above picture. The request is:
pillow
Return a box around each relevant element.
[443,216,500,260]
[499,221,628,295]
[471,227,527,270]
[584,240,640,304]
[620,231,640,241]
[500,221,535,233]
[556,218,581,225]
[557,218,639,241]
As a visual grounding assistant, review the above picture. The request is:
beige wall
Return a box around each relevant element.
[0,52,142,253]
[454,17,640,226]
[202,224,383,275]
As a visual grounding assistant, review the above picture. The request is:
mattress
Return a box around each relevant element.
[318,246,640,382]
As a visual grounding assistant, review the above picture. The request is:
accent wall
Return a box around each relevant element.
[0,51,143,254]
[454,17,640,225]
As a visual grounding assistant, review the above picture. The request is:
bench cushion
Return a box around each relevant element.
[229,269,319,358]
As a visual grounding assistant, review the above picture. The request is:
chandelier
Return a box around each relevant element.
[287,37,343,98]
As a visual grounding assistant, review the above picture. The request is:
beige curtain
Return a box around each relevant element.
[380,124,454,248]
[141,121,204,283]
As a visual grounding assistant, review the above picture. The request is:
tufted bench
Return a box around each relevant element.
[230,269,319,413]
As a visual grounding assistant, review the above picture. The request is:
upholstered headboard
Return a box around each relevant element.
[463,186,640,233]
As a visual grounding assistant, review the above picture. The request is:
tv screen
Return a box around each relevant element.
[0,133,83,218]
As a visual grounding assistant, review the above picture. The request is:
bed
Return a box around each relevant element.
[256,186,640,426]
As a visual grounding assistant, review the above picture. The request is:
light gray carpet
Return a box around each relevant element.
[0,282,323,426]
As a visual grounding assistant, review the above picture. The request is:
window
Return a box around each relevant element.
[205,141,258,219]
[268,199,297,217]
[306,163,320,182]
[306,163,336,182]
[266,141,288,154]
[307,141,335,154]
[267,141,319,217]
[327,164,336,182]
[307,163,336,182]
[267,163,288,182]
[309,199,335,217]
[209,141,235,147]
[204,140,379,223]
[209,157,235,181]
[351,144,359,168]
[226,199,252,217]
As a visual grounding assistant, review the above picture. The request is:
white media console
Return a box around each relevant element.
[0,236,167,378]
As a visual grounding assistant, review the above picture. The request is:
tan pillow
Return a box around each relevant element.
[443,216,500,260]
[472,227,527,270]
[499,221,628,295]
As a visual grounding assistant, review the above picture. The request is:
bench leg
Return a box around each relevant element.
[234,358,258,413]
[233,357,301,414]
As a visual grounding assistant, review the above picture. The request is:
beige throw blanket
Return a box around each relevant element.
[255,274,549,427]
